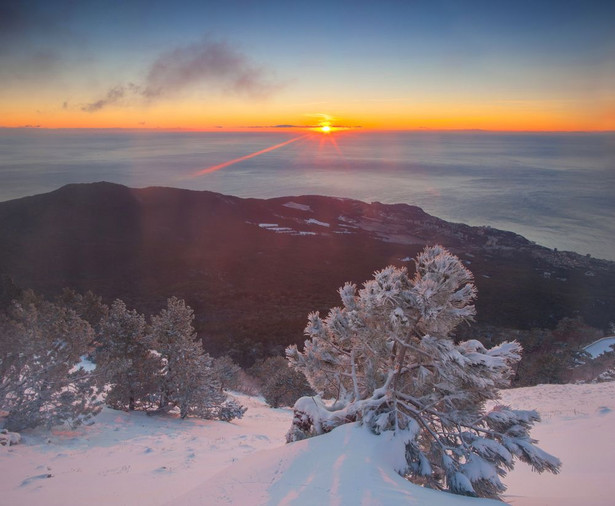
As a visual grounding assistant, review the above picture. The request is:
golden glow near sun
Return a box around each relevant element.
[319,124,332,133]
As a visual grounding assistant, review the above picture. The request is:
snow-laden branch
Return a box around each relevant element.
[286,245,560,500]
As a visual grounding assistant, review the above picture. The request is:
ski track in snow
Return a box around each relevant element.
[0,383,614,505]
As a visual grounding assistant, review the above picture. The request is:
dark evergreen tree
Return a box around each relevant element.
[149,297,244,420]
[96,299,158,411]
[56,288,109,333]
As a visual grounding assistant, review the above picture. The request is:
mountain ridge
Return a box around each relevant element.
[1,182,613,362]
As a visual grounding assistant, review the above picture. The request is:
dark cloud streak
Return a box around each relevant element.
[145,39,276,99]
[81,83,143,112]
[82,38,278,113]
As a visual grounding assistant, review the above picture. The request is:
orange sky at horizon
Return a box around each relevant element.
[3,80,612,132]
[2,2,614,133]
[3,100,613,132]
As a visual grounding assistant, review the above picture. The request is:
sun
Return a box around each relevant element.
[320,124,332,133]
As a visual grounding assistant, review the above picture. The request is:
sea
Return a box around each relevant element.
[1,128,614,261]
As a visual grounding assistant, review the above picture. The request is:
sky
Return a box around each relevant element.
[1,0,614,131]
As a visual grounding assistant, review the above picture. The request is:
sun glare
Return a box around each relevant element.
[320,124,332,134]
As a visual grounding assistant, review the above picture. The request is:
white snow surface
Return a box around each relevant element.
[256,222,318,236]
[497,382,615,506]
[175,422,500,506]
[75,355,96,372]
[1,383,614,505]
[583,336,615,358]
[282,202,312,212]
[0,394,290,506]
[305,218,330,227]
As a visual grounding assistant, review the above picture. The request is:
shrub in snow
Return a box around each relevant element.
[0,292,101,431]
[215,399,247,421]
[287,245,560,499]
[250,356,314,408]
[595,368,615,383]
[148,297,244,421]
[0,429,21,446]
[211,355,243,391]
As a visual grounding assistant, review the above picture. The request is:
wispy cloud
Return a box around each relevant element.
[145,39,276,99]
[81,38,279,113]
[81,83,143,112]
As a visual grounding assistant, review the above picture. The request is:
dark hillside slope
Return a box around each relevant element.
[0,182,613,361]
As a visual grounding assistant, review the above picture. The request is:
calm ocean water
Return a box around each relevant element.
[1,129,614,260]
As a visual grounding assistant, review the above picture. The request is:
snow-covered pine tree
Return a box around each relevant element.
[286,245,560,499]
[96,299,158,411]
[149,297,245,420]
[0,291,101,431]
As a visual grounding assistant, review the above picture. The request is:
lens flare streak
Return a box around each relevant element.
[195,134,309,175]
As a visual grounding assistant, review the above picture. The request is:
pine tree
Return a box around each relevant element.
[56,288,108,333]
[286,245,560,499]
[0,291,101,431]
[149,297,244,420]
[96,299,158,411]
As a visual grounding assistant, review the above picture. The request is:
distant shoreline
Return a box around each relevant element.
[1,130,613,261]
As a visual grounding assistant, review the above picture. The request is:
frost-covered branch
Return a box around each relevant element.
[286,245,560,499]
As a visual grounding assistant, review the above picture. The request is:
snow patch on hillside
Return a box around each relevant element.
[305,218,330,227]
[283,202,312,212]
[255,222,319,236]
[583,336,615,359]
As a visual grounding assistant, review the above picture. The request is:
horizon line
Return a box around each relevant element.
[1,126,614,134]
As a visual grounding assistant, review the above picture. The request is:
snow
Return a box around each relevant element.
[175,423,501,506]
[305,218,330,227]
[282,202,312,212]
[74,355,96,372]
[0,430,21,446]
[1,383,614,505]
[0,394,291,506]
[498,382,615,506]
[256,222,319,236]
[258,223,294,233]
[583,336,615,359]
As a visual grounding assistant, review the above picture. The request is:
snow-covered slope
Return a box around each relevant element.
[0,394,291,506]
[498,383,615,506]
[583,336,615,359]
[1,383,614,506]
[173,422,501,506]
